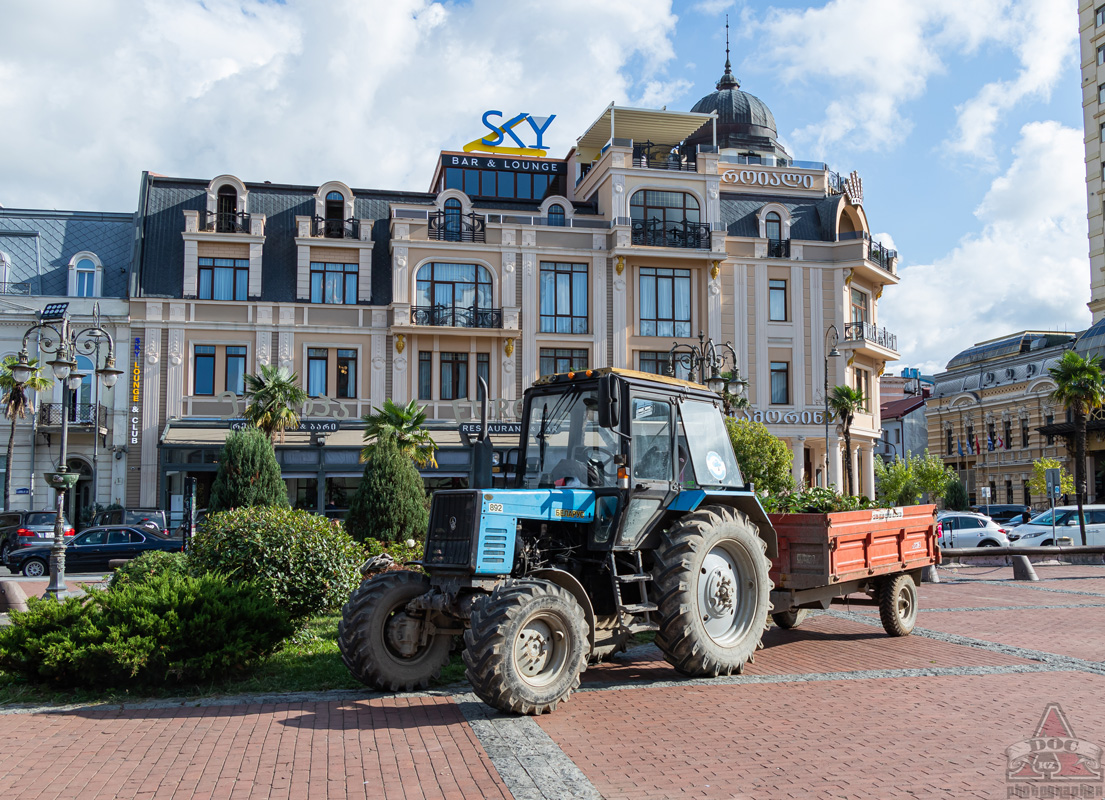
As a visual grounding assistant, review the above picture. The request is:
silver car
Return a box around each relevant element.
[0,510,75,565]
[936,511,1011,548]
[1008,506,1105,547]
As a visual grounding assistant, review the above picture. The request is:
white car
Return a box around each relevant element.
[936,511,1012,548]
[1008,506,1105,547]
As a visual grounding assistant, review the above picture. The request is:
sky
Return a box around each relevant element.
[0,0,1090,375]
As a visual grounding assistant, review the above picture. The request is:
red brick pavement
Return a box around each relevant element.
[539,672,1105,800]
[913,605,1105,662]
[905,580,1105,608]
[939,564,1105,581]
[0,696,509,800]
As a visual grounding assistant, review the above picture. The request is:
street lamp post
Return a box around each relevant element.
[11,303,123,598]
[823,324,841,487]
[667,331,748,405]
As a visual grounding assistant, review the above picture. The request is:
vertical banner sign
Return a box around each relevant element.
[131,337,142,446]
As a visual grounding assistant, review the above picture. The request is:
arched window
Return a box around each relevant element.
[765,211,782,241]
[75,258,96,297]
[415,263,495,328]
[443,198,463,242]
[629,190,704,248]
[547,204,566,227]
[324,191,346,238]
[216,185,238,232]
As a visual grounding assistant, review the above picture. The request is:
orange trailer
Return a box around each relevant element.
[766,504,939,636]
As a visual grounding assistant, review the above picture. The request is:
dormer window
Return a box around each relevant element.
[765,212,782,241]
[324,191,345,238]
[548,204,566,227]
[67,252,103,298]
[75,259,96,297]
[216,185,238,232]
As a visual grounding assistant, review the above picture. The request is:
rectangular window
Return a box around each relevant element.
[1021,419,1030,448]
[481,171,496,196]
[464,170,480,196]
[1023,481,1031,506]
[516,173,532,200]
[309,262,358,305]
[639,267,691,337]
[76,270,95,298]
[540,348,588,376]
[1097,5,1105,26]
[768,279,787,321]
[440,352,468,400]
[476,353,489,400]
[225,346,246,396]
[194,346,216,396]
[946,429,953,456]
[1098,44,1105,65]
[445,167,462,190]
[770,361,789,405]
[987,423,995,449]
[967,425,975,451]
[418,352,432,400]
[497,172,513,198]
[850,288,869,325]
[540,262,588,334]
[307,348,328,397]
[1005,480,1014,504]
[853,368,871,410]
[1100,123,1104,145]
[1045,414,1054,445]
[1099,83,1105,105]
[336,349,357,399]
[1003,420,1012,449]
[638,351,691,381]
[198,258,248,301]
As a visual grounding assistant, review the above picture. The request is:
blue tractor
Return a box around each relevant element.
[338,368,778,714]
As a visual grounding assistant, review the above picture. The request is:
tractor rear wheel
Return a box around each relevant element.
[652,505,772,677]
[338,571,452,691]
[589,614,630,663]
[464,579,588,715]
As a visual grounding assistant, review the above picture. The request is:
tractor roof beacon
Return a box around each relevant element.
[338,368,779,715]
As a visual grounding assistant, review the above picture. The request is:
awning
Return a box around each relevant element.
[575,104,715,163]
[158,423,521,450]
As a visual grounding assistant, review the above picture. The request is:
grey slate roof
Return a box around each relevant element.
[1075,316,1105,362]
[0,208,134,297]
[691,88,777,132]
[137,176,433,304]
[718,193,843,241]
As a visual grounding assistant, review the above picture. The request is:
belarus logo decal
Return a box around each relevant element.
[1005,703,1103,786]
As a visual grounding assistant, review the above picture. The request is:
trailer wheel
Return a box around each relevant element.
[464,579,588,715]
[338,571,452,691]
[652,505,772,677]
[771,608,809,629]
[879,574,918,637]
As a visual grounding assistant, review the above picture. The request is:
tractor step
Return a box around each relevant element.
[627,621,660,633]
[620,602,658,615]
[616,573,651,583]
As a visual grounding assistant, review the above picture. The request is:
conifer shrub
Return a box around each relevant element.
[944,478,970,511]
[108,550,192,590]
[208,427,289,513]
[0,573,293,687]
[189,506,364,619]
[346,431,429,544]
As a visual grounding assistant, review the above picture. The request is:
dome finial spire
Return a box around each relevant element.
[717,15,740,90]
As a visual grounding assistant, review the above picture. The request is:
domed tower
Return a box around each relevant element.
[684,26,790,162]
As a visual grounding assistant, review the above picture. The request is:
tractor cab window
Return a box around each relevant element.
[679,399,742,487]
[523,387,618,489]
[630,397,673,482]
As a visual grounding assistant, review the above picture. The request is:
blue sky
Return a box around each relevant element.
[0,0,1089,373]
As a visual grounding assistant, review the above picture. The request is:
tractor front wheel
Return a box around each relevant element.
[652,505,772,677]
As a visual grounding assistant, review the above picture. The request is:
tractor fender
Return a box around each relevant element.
[528,568,596,651]
[668,489,778,559]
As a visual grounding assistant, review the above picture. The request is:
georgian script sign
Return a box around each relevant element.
[229,419,339,433]
[733,406,828,425]
[719,166,823,192]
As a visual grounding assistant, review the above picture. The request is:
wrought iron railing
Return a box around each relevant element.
[411,305,502,329]
[428,211,486,243]
[868,240,897,272]
[844,322,898,352]
[630,218,710,249]
[631,141,696,171]
[312,216,360,239]
[39,403,108,427]
[767,238,791,258]
[204,211,251,233]
[0,282,30,295]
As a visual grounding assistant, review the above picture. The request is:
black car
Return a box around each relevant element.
[4,525,183,577]
[0,510,75,564]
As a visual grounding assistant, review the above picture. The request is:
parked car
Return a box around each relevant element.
[1007,506,1105,547]
[3,525,183,577]
[936,511,1011,548]
[0,510,75,565]
[90,508,168,536]
[970,504,1031,526]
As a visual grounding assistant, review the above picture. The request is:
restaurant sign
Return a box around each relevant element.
[732,406,829,426]
[718,165,824,193]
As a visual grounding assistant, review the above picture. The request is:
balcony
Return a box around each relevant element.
[631,141,696,172]
[767,238,790,258]
[867,240,896,273]
[312,215,361,239]
[412,305,502,329]
[631,218,710,249]
[843,321,898,353]
[39,403,108,430]
[0,282,30,295]
[204,211,251,233]
[428,211,486,243]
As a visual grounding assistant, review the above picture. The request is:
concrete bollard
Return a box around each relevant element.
[1012,555,1039,582]
[921,564,940,583]
[0,580,29,613]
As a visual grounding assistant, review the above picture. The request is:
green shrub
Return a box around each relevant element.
[346,431,429,544]
[944,478,970,511]
[208,427,289,513]
[725,417,795,496]
[0,573,293,687]
[762,486,879,514]
[189,506,364,619]
[109,550,192,591]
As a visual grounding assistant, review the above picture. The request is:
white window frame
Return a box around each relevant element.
[67,251,103,298]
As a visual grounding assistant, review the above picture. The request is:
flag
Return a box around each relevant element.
[957,437,963,456]
[996,435,1005,450]
[975,437,982,455]
[987,436,994,452]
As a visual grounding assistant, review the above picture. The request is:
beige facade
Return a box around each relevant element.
[1081,1,1105,321]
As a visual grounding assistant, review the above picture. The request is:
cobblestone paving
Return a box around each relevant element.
[1,565,1102,799]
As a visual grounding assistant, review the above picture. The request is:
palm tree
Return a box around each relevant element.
[243,364,308,443]
[0,356,53,512]
[1048,350,1105,546]
[361,398,438,467]
[827,384,866,496]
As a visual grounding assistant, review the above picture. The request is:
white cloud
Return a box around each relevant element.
[750,0,1076,159]
[880,121,1090,375]
[872,232,897,251]
[0,0,685,210]
[692,0,734,14]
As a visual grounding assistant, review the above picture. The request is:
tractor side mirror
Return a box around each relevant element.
[597,375,619,429]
